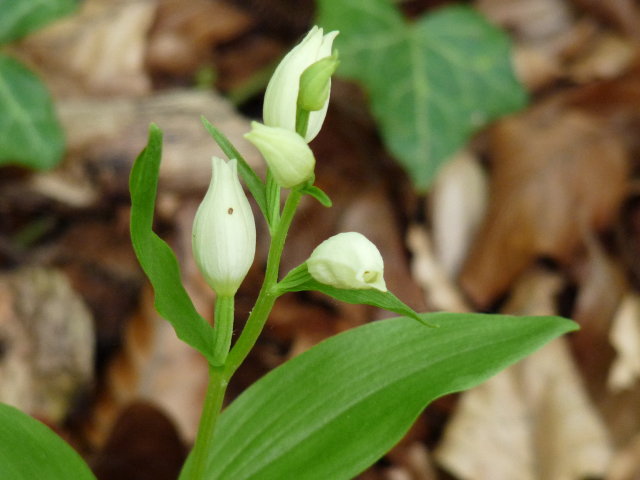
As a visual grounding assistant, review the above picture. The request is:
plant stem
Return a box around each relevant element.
[189,295,234,479]
[224,104,308,380]
[187,106,309,477]
[189,365,227,479]
[212,295,235,365]
[224,188,302,379]
[187,182,302,479]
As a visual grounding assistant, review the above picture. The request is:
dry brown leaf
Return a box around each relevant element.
[460,107,628,308]
[501,266,564,316]
[407,225,470,313]
[512,45,562,91]
[214,33,284,95]
[476,0,573,46]
[49,218,144,356]
[600,383,640,449]
[566,33,637,83]
[568,0,640,40]
[268,293,338,358]
[147,0,253,77]
[19,90,261,209]
[436,340,612,480]
[384,443,437,480]
[429,150,488,278]
[435,268,612,480]
[607,433,640,480]
[562,65,640,156]
[0,267,94,423]
[609,293,640,392]
[90,401,186,480]
[569,235,627,398]
[15,0,156,96]
[87,285,209,446]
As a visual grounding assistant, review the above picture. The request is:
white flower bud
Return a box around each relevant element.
[263,25,339,142]
[244,121,315,188]
[307,232,387,292]
[192,157,256,296]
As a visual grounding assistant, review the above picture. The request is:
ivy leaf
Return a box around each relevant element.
[130,124,216,364]
[0,0,77,44]
[186,312,577,479]
[317,1,527,189]
[0,54,65,170]
[276,264,436,327]
[0,403,96,479]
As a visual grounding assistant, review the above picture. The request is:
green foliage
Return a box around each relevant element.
[299,183,332,207]
[0,0,77,43]
[185,312,576,479]
[129,124,217,364]
[0,403,95,479]
[0,0,77,170]
[0,54,65,169]
[317,1,527,189]
[277,263,435,326]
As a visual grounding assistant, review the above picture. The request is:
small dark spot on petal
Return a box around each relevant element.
[228,207,234,214]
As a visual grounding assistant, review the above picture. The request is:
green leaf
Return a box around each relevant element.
[0,403,95,479]
[0,0,77,44]
[130,124,216,364]
[276,263,435,326]
[317,2,528,189]
[0,54,65,170]
[201,116,268,221]
[194,312,577,479]
[300,184,332,207]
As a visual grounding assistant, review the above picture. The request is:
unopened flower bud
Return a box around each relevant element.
[298,53,339,112]
[307,232,387,292]
[244,121,315,188]
[263,25,339,142]
[192,157,256,296]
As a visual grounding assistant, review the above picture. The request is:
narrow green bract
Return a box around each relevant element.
[195,312,576,479]
[0,403,95,480]
[129,124,217,364]
[317,1,528,189]
[277,263,433,326]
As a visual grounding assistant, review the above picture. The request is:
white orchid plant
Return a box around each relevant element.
[184,28,418,474]
[127,26,575,480]
[0,25,576,480]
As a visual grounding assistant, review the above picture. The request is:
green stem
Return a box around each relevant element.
[184,92,312,479]
[189,365,227,479]
[212,295,235,365]
[224,101,309,380]
[265,169,281,233]
[189,295,234,479]
[224,188,302,379]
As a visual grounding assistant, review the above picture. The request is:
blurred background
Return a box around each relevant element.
[1,0,639,478]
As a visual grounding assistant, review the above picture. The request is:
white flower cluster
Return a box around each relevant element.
[192,27,386,295]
